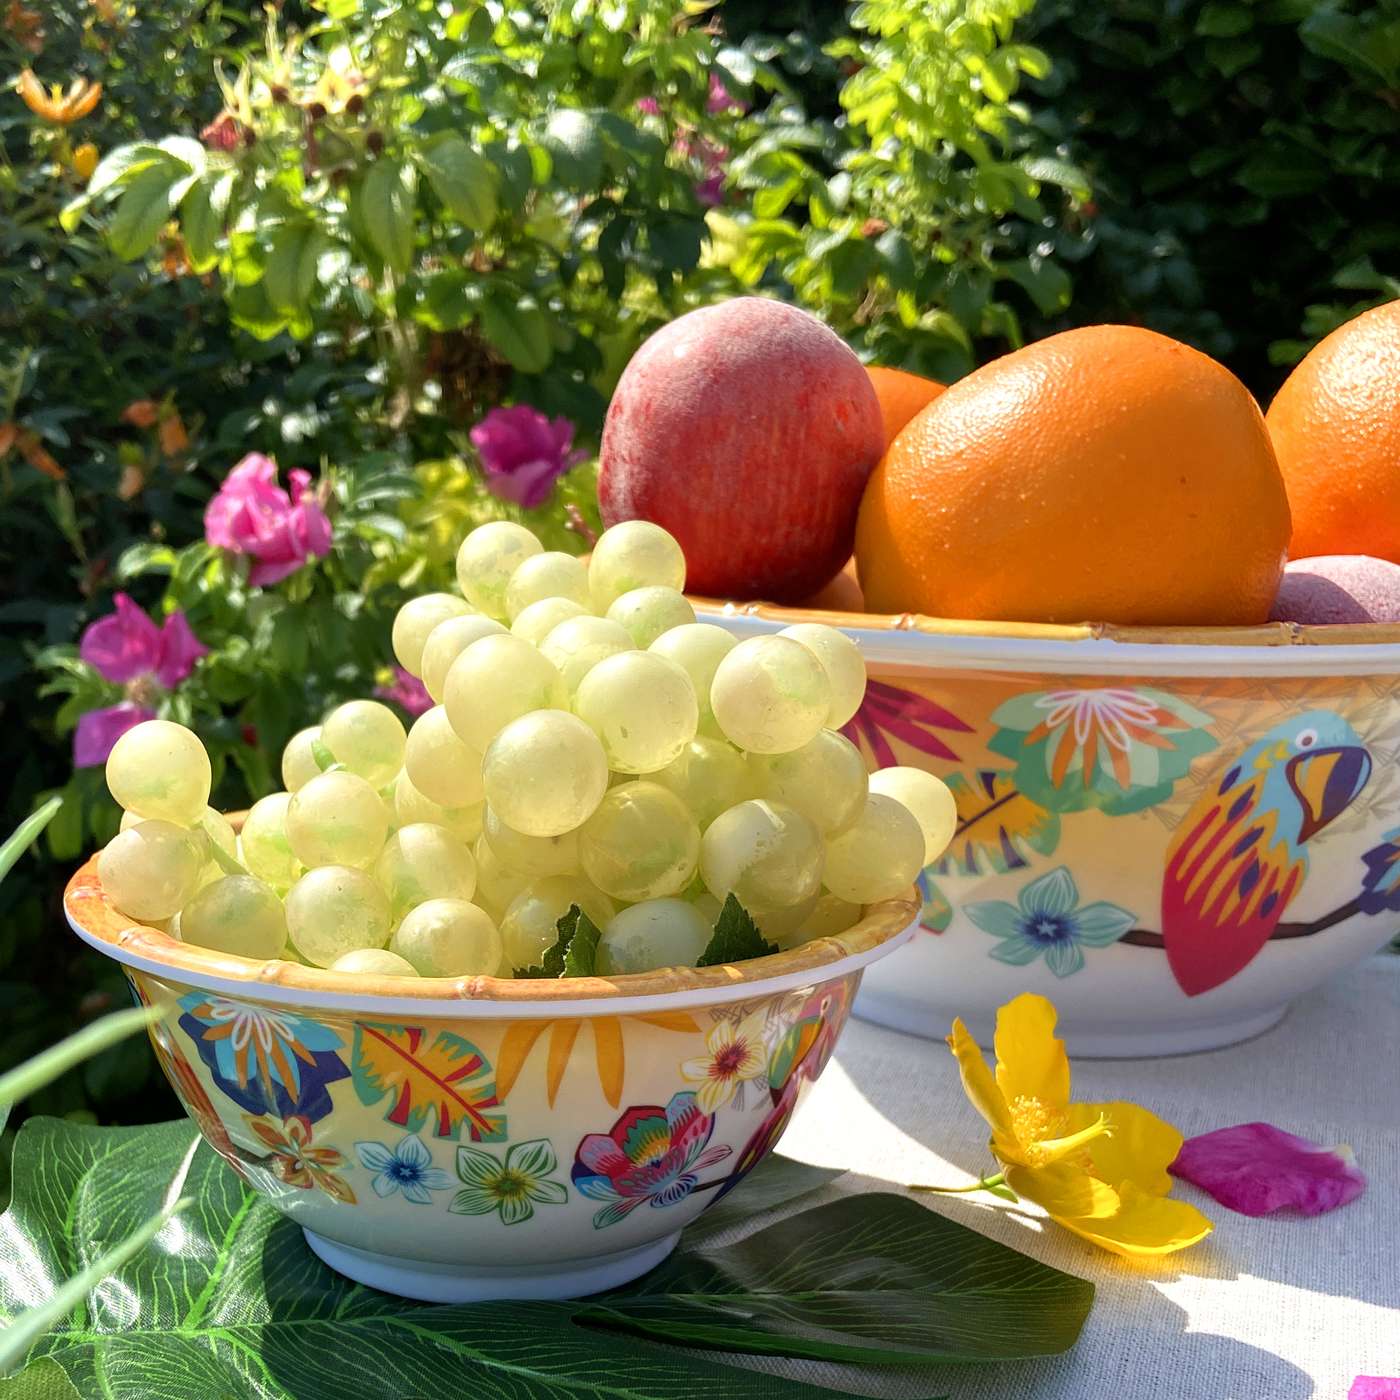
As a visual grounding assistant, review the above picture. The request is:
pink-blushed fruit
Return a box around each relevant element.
[598,298,884,603]
[1269,554,1400,625]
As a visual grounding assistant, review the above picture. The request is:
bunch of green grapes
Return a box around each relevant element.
[92,519,953,982]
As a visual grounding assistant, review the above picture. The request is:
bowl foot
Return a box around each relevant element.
[302,1227,683,1303]
[852,987,1290,1058]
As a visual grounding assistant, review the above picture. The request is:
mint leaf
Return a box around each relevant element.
[697,894,779,967]
[511,903,603,978]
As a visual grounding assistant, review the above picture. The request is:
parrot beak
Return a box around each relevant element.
[1288,745,1371,843]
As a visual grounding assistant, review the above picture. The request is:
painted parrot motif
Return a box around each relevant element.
[1161,711,1371,996]
[1359,826,1400,915]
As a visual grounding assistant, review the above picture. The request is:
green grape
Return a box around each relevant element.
[285,865,392,967]
[795,892,863,943]
[286,769,389,869]
[596,899,711,975]
[699,799,824,910]
[574,652,697,774]
[511,596,589,647]
[606,586,696,648]
[498,876,617,971]
[97,820,205,922]
[121,804,234,855]
[105,720,211,826]
[869,766,957,866]
[321,700,408,788]
[504,550,591,621]
[239,792,302,890]
[330,947,420,977]
[405,705,485,808]
[482,709,608,838]
[420,613,509,703]
[578,781,700,901]
[539,615,635,693]
[391,898,502,977]
[375,821,478,923]
[482,804,580,877]
[179,875,287,960]
[709,635,831,754]
[392,592,472,676]
[443,633,567,752]
[688,890,723,930]
[393,770,483,844]
[749,893,818,946]
[778,623,867,729]
[651,736,751,828]
[750,729,867,835]
[281,726,324,793]
[472,834,533,918]
[822,794,925,904]
[456,521,543,618]
[648,623,736,730]
[588,520,687,612]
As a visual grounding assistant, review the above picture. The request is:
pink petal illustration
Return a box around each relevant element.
[1170,1122,1366,1217]
[1350,1379,1400,1399]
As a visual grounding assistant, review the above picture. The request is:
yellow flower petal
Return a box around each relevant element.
[993,993,1071,1113]
[1066,1100,1184,1197]
[1006,1161,1121,1221]
[947,1017,1015,1143]
[1053,1182,1213,1258]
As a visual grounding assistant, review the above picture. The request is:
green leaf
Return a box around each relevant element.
[583,1193,1095,1365]
[1002,256,1073,314]
[263,224,324,314]
[180,170,234,272]
[1019,155,1092,201]
[682,1156,844,1246]
[1195,2,1253,38]
[697,894,778,967]
[479,291,552,372]
[0,1119,829,1399]
[418,134,499,231]
[0,796,62,885]
[359,158,417,274]
[108,163,188,261]
[540,109,606,190]
[516,903,603,978]
[0,1357,83,1399]
[86,143,170,201]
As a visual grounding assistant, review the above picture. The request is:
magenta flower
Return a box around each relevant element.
[374,666,432,718]
[706,73,745,115]
[469,405,588,510]
[1351,1380,1400,1399]
[1170,1122,1367,1217]
[635,96,661,116]
[73,593,207,767]
[204,453,333,587]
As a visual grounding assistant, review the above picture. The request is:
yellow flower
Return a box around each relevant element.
[17,70,102,125]
[72,142,98,180]
[941,993,1212,1257]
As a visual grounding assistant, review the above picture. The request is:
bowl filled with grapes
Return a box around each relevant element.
[64,520,933,1303]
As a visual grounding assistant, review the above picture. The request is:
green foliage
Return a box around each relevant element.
[514,902,605,978]
[697,892,778,966]
[0,1118,1093,1394]
[1023,0,1400,392]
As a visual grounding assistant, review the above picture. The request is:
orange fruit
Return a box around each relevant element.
[1266,300,1400,564]
[866,365,946,448]
[855,325,1291,626]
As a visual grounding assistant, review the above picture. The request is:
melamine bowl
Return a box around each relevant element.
[64,854,916,1302]
[697,600,1400,1056]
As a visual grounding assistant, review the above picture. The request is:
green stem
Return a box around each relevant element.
[910,1171,1007,1195]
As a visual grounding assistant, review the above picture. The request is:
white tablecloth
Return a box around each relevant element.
[765,955,1400,1399]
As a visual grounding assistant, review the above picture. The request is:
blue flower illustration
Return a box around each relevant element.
[354,1133,454,1204]
[965,866,1136,977]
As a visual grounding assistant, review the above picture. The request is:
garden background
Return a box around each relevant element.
[3,0,1398,1153]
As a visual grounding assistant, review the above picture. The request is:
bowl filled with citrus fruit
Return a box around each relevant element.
[597,297,1400,1056]
[64,519,928,1302]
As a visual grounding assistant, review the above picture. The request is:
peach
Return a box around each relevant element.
[598,299,883,603]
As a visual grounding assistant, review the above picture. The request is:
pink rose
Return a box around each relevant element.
[373,666,433,718]
[204,453,332,587]
[469,405,588,510]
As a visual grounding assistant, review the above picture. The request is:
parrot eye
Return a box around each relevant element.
[1295,728,1319,751]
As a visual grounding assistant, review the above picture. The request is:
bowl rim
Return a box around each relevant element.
[690,596,1400,677]
[64,854,919,1018]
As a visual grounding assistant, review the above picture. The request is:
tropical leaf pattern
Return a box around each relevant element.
[987,686,1217,816]
[916,869,953,932]
[351,1022,505,1142]
[842,680,973,768]
[932,770,1061,877]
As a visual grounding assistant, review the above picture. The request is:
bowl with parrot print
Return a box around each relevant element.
[64,853,916,1302]
[697,600,1400,1055]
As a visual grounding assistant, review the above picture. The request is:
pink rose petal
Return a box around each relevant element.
[153,611,208,689]
[470,405,585,509]
[1350,1379,1400,1400]
[374,666,432,718]
[205,453,331,586]
[74,702,156,768]
[79,593,163,684]
[1170,1122,1367,1217]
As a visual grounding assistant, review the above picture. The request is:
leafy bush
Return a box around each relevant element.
[1022,0,1400,393]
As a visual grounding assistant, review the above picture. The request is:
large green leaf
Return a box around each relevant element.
[0,1118,1091,1395]
[418,134,499,230]
[180,170,235,273]
[478,291,552,372]
[358,158,417,274]
[263,224,324,314]
[108,163,192,261]
[583,1194,1094,1365]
